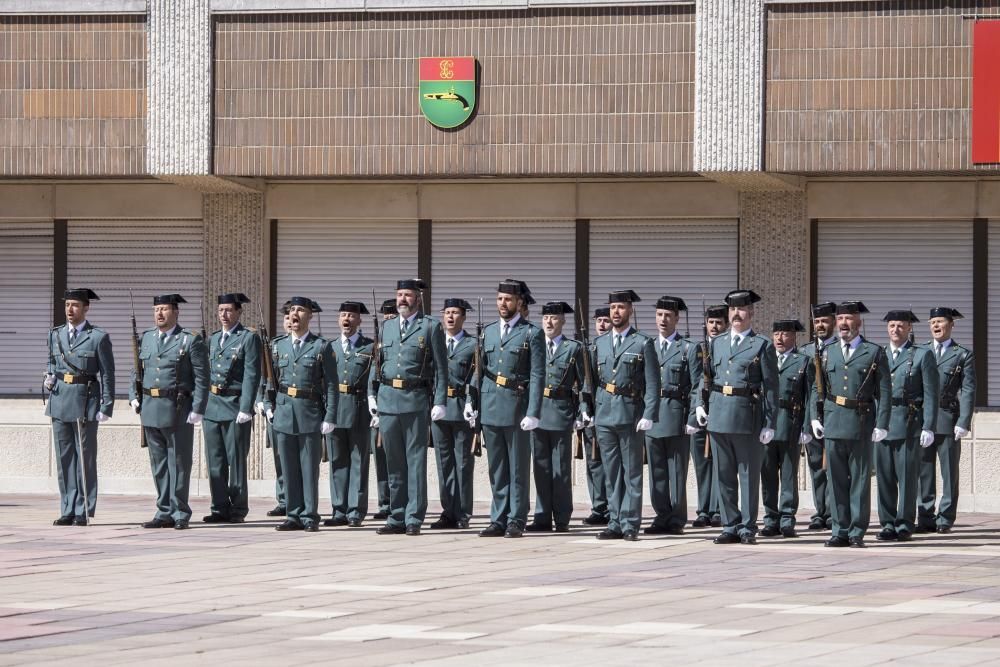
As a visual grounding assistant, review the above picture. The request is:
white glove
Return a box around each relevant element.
[636,418,653,432]
[520,416,540,431]
[321,421,335,435]
[430,405,446,422]
[798,432,812,446]
[266,408,274,421]
[367,396,378,416]
[236,411,252,424]
[370,415,380,429]
[811,419,825,439]
[574,419,584,430]
[43,373,56,390]
[463,403,478,428]
[130,399,141,413]
[255,401,265,414]
[684,424,699,435]
[95,412,110,423]
[581,412,594,429]
[919,430,935,448]
[759,428,775,445]
[695,405,708,427]
[871,427,888,443]
[187,412,204,426]
[955,426,969,440]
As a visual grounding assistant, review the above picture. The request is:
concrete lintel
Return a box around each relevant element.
[699,171,804,192]
[156,175,264,194]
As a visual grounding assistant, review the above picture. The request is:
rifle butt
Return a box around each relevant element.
[472,431,482,457]
[704,432,711,459]
[573,430,584,460]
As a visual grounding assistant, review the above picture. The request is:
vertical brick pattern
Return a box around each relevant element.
[767,1,1000,173]
[738,191,809,331]
[214,8,694,177]
[0,16,145,176]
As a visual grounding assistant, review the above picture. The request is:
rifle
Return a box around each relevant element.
[371,290,383,449]
[575,297,596,460]
[199,299,207,341]
[471,297,483,457]
[812,332,828,469]
[128,289,147,448]
[700,299,713,459]
[256,302,278,450]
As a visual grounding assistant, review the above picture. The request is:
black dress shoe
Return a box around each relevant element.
[622,530,638,542]
[876,528,898,542]
[554,524,569,533]
[914,524,933,534]
[780,526,798,538]
[937,525,952,534]
[504,525,523,538]
[596,529,623,540]
[323,517,348,527]
[266,506,287,517]
[229,516,245,524]
[896,530,913,542]
[73,516,89,526]
[825,536,849,547]
[665,526,685,535]
[691,516,710,528]
[405,525,421,536]
[760,526,780,537]
[643,524,669,535]
[347,518,362,528]
[456,518,470,529]
[202,513,230,524]
[174,520,189,530]
[808,518,826,530]
[142,517,175,529]
[525,522,552,533]
[53,515,74,526]
[848,537,865,548]
[713,532,739,544]
[710,516,723,528]
[275,520,303,531]
[376,524,406,535]
[582,512,610,526]
[304,524,319,533]
[740,533,757,545]
[430,516,458,529]
[479,523,506,537]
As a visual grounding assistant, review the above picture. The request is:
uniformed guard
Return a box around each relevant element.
[202,293,261,524]
[527,301,586,532]
[469,279,544,538]
[430,298,477,530]
[809,301,891,548]
[264,297,337,532]
[694,289,778,545]
[592,290,658,541]
[580,307,612,526]
[917,307,976,534]
[800,302,837,531]
[325,301,375,528]
[760,319,811,539]
[257,303,292,518]
[876,310,938,542]
[644,296,700,536]
[130,294,209,530]
[368,279,448,536]
[691,304,727,529]
[44,288,115,525]
[372,298,398,521]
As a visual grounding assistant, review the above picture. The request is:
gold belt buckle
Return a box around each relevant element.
[835,396,848,406]
[287,386,299,398]
[210,385,221,395]
[605,383,616,394]
[392,379,405,389]
[339,383,350,393]
[722,385,734,396]
[150,388,161,397]
[63,374,75,384]
[447,387,457,397]
[496,374,509,387]
[544,387,552,398]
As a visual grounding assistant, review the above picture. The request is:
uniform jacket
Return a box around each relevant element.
[884,341,938,440]
[647,335,700,439]
[697,329,779,435]
[592,327,659,428]
[265,332,337,435]
[478,316,544,427]
[369,312,448,415]
[538,336,586,432]
[809,337,891,440]
[442,331,476,422]
[773,349,810,443]
[923,340,976,434]
[46,321,115,422]
[204,323,261,422]
[332,332,375,429]
[129,325,209,429]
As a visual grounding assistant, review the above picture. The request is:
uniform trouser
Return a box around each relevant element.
[710,432,762,537]
[825,437,872,539]
[52,418,98,518]
[380,411,429,528]
[145,422,194,522]
[432,420,475,523]
[805,439,831,525]
[531,427,574,527]
[645,434,690,530]
[203,418,251,519]
[918,433,961,529]
[583,427,609,517]
[373,428,390,512]
[483,424,531,529]
[761,439,801,530]
[275,431,323,527]
[690,429,720,520]
[596,424,644,534]
[876,437,919,534]
[327,422,371,521]
[265,420,286,509]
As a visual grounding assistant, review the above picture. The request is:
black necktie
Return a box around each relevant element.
[448,338,456,355]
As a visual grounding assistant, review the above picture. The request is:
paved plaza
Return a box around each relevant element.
[3,493,1000,665]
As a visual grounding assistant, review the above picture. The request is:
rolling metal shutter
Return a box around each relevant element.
[590,219,739,334]
[0,222,53,395]
[276,220,418,332]
[816,220,974,348]
[990,221,1000,406]
[431,219,576,317]
[67,219,205,396]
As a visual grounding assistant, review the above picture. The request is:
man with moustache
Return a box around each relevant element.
[264,297,337,532]
[917,307,976,534]
[469,280,545,538]
[325,301,375,528]
[368,279,448,536]
[528,301,586,533]
[800,302,837,530]
[430,298,477,530]
[581,307,612,527]
[592,290,659,541]
[876,310,937,542]
[130,294,209,530]
[372,298,398,520]
[760,319,811,539]
[809,302,891,548]
[45,288,115,526]
[202,293,261,524]
[691,304,727,529]
[694,290,778,546]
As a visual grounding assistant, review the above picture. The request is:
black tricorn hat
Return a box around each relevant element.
[339,301,369,314]
[811,302,837,318]
[836,301,869,315]
[396,278,427,291]
[541,301,573,315]
[705,304,729,319]
[218,293,250,305]
[608,289,640,304]
[441,298,473,312]
[724,289,761,307]
[287,296,321,313]
[593,307,610,319]
[64,288,99,303]
[153,293,186,305]
[655,295,687,312]
[929,307,963,320]
[772,319,805,333]
[379,299,398,315]
[883,310,919,323]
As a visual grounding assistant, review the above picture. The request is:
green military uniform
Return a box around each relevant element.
[581,308,610,526]
[372,299,397,520]
[691,305,727,528]
[130,294,209,527]
[203,295,261,523]
[918,307,976,532]
[258,374,286,514]
[877,313,938,540]
[45,289,115,524]
[800,326,837,530]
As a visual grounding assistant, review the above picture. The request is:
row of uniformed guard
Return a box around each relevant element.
[43,283,975,545]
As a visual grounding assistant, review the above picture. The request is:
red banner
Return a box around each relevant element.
[973,22,1000,163]
[419,57,475,82]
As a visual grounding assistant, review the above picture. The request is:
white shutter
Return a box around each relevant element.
[431,219,576,316]
[67,219,205,396]
[0,222,53,395]
[276,220,418,331]
[590,219,739,334]
[817,220,974,348]
[990,221,1000,406]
